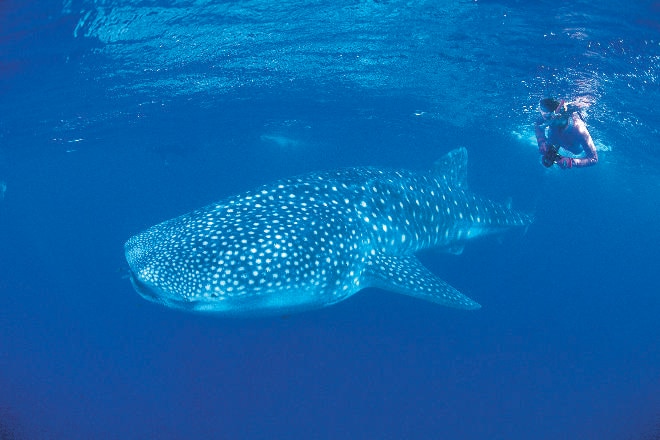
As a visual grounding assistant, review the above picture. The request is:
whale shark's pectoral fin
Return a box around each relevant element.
[362,254,481,310]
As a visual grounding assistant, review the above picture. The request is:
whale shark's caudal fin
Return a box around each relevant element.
[362,254,481,310]
[433,147,469,189]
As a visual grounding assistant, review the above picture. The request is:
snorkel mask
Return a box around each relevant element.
[539,98,568,125]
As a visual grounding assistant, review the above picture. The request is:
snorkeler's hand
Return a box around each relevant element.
[557,156,574,169]
[538,141,548,154]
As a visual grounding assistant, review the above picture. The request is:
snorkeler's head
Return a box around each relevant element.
[540,98,560,113]
[539,97,567,120]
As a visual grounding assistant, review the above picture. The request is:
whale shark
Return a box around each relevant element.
[125,148,532,316]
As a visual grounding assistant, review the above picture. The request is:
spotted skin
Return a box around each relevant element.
[125,148,532,315]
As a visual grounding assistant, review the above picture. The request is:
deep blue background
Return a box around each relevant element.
[1,1,659,439]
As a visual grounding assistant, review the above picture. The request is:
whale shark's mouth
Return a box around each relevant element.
[128,269,226,313]
[128,269,185,306]
[128,270,164,302]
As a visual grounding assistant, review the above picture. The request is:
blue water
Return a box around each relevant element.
[1,0,659,438]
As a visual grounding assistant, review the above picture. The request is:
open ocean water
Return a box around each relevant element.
[1,0,660,439]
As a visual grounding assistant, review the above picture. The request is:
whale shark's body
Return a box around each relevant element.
[125,148,532,315]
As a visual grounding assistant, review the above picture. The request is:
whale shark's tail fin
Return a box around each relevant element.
[362,254,481,310]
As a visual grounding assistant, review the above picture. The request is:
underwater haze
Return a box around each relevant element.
[1,0,659,439]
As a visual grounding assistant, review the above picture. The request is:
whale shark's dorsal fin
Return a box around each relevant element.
[362,254,481,310]
[433,147,468,190]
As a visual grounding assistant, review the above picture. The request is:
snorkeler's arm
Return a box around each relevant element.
[534,117,548,153]
[571,117,598,167]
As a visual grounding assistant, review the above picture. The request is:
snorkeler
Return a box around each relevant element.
[535,98,598,169]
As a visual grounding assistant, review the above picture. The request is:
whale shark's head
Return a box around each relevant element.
[125,220,239,312]
[124,220,200,311]
[123,193,359,316]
